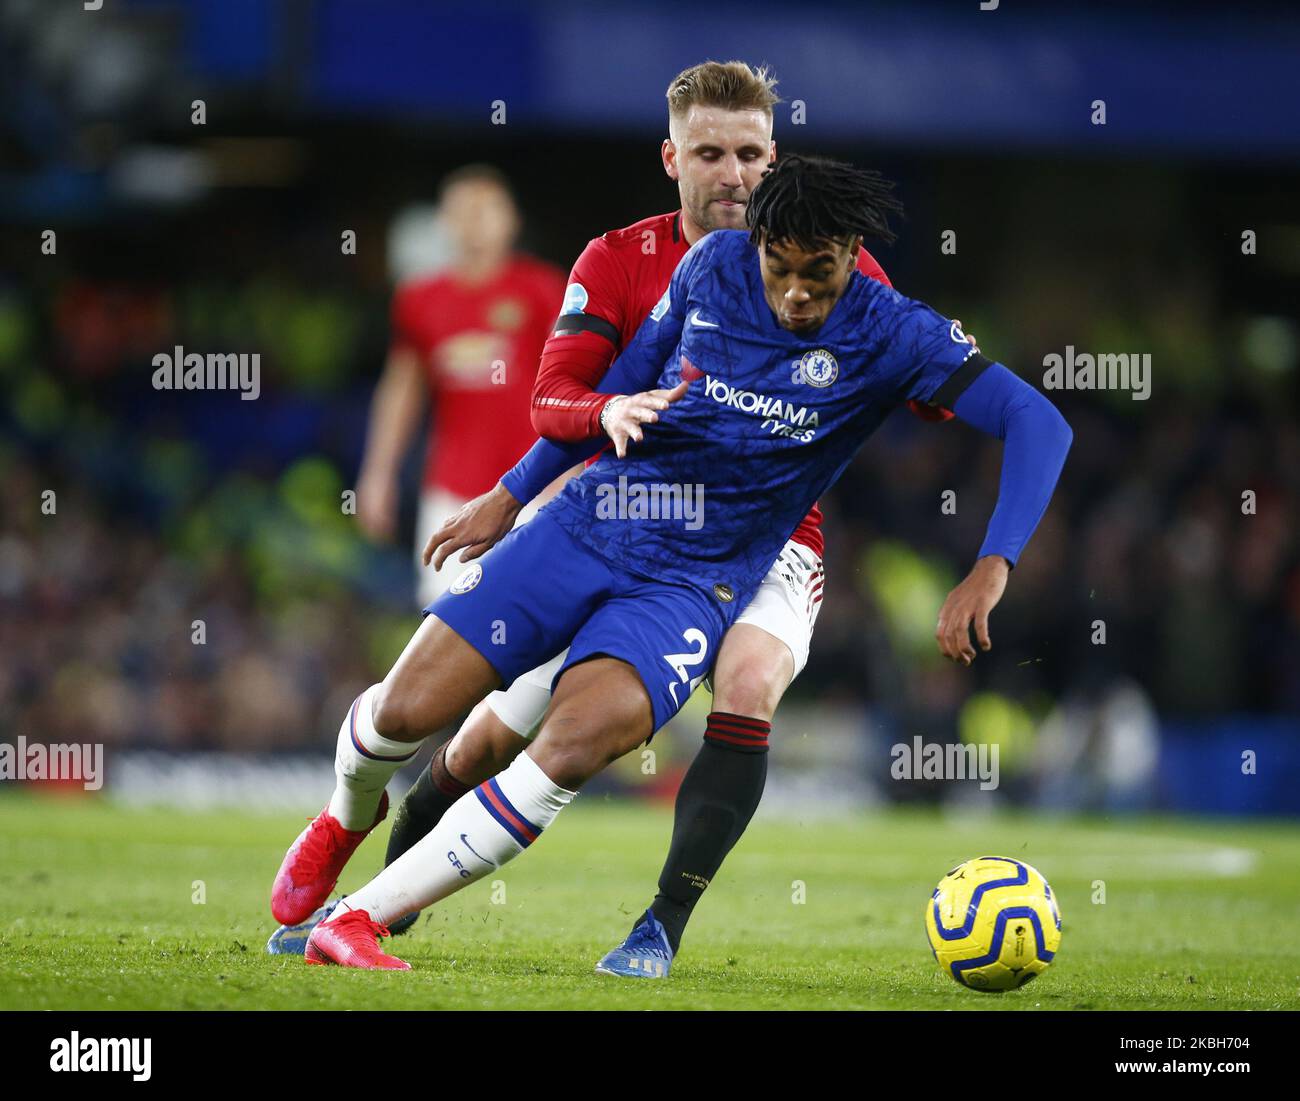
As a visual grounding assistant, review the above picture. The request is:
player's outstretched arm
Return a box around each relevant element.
[423,434,602,571]
[427,232,718,570]
[532,308,688,444]
[425,362,689,571]
[529,306,692,455]
[531,232,719,443]
[357,347,426,541]
[934,364,1072,665]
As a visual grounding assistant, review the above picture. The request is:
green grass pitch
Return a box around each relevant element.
[1,791,1297,1010]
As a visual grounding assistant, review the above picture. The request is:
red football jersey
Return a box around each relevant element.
[390,254,566,498]
[536,212,895,559]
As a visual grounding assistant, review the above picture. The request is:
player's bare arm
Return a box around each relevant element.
[423,454,588,571]
[356,347,426,541]
[421,370,694,570]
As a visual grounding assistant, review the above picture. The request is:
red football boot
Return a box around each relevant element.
[270,792,389,925]
[304,907,411,971]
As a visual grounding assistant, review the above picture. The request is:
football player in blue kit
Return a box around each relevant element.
[272,154,1072,969]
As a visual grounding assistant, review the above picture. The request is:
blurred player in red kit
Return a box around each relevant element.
[355,165,567,604]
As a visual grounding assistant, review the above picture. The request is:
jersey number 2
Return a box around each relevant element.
[665,628,709,706]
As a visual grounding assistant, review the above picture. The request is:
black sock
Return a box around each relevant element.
[384,741,470,867]
[646,712,770,954]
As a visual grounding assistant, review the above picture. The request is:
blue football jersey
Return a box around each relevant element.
[541,229,989,606]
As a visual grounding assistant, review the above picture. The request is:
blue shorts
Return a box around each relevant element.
[426,513,737,732]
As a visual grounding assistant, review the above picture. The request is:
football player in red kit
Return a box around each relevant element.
[355,165,567,604]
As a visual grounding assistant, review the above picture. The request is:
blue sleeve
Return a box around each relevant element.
[875,296,986,407]
[951,363,1072,567]
[501,236,717,502]
[499,437,604,503]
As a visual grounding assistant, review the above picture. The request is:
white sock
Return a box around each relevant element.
[331,752,576,926]
[327,685,420,830]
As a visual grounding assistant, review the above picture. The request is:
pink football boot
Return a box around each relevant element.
[305,907,411,971]
[270,792,389,926]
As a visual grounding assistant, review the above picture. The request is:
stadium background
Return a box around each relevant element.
[2,0,1298,824]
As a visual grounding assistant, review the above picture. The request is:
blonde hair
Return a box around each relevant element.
[666,60,781,128]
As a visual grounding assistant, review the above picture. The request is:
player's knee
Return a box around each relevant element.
[370,682,430,741]
[445,708,525,784]
[711,655,789,720]
[532,658,652,787]
[712,627,795,720]
[529,721,615,791]
[529,740,597,791]
[486,724,528,771]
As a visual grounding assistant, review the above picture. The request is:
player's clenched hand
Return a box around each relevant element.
[422,482,523,572]
[935,555,1009,666]
[601,380,690,459]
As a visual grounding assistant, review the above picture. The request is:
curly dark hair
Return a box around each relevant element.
[746,153,903,251]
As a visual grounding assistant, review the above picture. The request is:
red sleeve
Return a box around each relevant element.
[530,238,629,439]
[389,282,424,355]
[858,246,956,422]
[855,247,892,287]
[531,330,619,439]
[907,399,957,421]
[563,237,633,341]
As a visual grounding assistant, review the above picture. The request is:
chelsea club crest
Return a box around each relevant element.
[796,348,839,388]
[450,563,483,594]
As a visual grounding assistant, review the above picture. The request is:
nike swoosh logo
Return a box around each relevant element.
[669,673,705,706]
[688,309,719,328]
[461,833,496,867]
